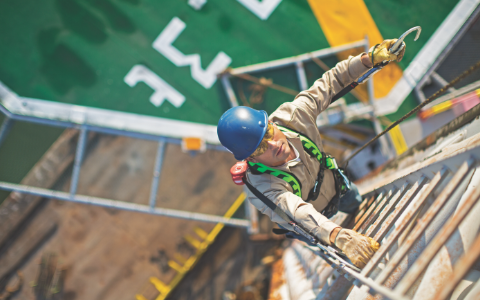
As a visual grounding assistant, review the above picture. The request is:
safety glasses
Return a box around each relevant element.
[250,122,275,157]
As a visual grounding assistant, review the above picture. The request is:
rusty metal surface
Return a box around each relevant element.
[268,257,290,300]
[405,166,480,300]
[283,245,316,300]
[375,160,473,284]
[353,193,385,232]
[354,195,376,225]
[364,183,409,238]
[358,190,394,234]
[360,175,432,278]
[291,241,336,292]
[276,156,480,300]
[432,215,480,299]
[408,165,479,300]
[0,134,246,300]
[374,160,473,286]
[394,167,480,295]
[371,179,426,243]
[315,275,352,300]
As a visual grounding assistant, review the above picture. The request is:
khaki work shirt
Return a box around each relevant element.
[245,53,369,245]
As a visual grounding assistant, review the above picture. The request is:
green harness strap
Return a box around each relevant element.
[248,125,340,198]
[277,126,338,170]
[248,162,302,197]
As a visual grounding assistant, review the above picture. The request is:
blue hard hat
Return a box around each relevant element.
[217,106,268,160]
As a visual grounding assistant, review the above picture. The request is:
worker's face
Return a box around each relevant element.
[248,123,293,167]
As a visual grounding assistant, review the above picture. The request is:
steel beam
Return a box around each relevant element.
[365,182,410,238]
[70,126,88,198]
[412,166,480,299]
[355,195,376,224]
[353,192,385,231]
[304,242,408,300]
[359,143,480,197]
[375,160,474,285]
[0,181,250,228]
[229,40,366,75]
[341,266,408,300]
[221,74,239,107]
[361,172,441,277]
[149,139,167,209]
[0,117,14,148]
[295,61,308,91]
[394,168,480,295]
[372,176,429,243]
[0,110,227,151]
[433,219,480,300]
[358,189,395,234]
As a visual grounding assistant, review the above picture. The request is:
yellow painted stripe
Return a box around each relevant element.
[150,277,170,294]
[379,116,408,155]
[432,101,453,113]
[174,253,188,264]
[146,192,246,300]
[206,192,246,241]
[184,235,202,249]
[388,126,408,155]
[135,295,148,300]
[307,0,404,99]
[194,226,209,239]
[168,260,185,273]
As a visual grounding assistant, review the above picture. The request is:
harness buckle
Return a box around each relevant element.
[337,169,351,193]
[313,180,319,193]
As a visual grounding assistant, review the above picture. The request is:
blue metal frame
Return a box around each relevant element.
[0,94,247,227]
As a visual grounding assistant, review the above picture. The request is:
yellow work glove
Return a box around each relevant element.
[334,229,380,269]
[369,39,406,66]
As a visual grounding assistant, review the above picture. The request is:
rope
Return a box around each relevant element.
[342,60,480,167]
[227,70,299,96]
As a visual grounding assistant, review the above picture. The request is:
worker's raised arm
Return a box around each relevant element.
[292,53,371,117]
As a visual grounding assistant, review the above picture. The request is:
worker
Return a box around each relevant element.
[217,40,405,268]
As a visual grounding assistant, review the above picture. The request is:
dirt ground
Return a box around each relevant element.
[0,133,280,300]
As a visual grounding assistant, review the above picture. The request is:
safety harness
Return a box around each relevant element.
[246,125,350,218]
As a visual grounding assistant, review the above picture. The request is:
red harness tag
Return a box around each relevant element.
[230,161,248,185]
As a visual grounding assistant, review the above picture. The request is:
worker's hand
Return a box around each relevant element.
[369,39,406,66]
[334,229,380,269]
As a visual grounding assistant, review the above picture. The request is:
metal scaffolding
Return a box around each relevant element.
[0,82,250,228]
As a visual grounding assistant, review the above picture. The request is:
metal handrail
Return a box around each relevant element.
[0,82,249,228]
